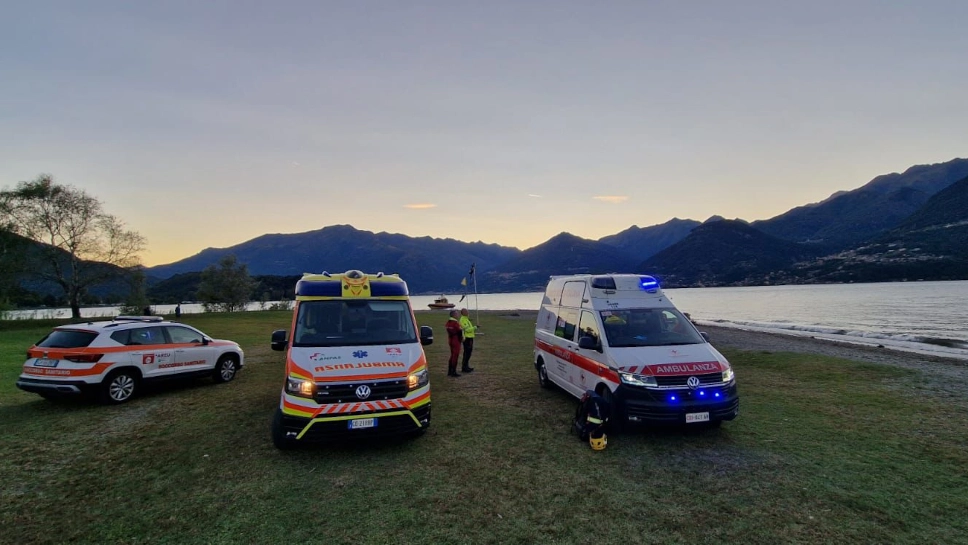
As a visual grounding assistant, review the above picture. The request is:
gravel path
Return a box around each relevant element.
[700,324,968,398]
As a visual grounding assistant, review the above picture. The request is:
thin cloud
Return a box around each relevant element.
[404,203,437,209]
[528,194,542,198]
[593,195,629,204]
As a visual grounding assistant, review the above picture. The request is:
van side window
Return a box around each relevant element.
[560,281,586,308]
[538,307,558,333]
[554,308,578,342]
[578,311,601,347]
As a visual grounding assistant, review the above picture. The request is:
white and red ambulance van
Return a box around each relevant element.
[534,274,738,428]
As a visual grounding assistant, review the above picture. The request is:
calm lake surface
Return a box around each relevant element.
[8,281,967,359]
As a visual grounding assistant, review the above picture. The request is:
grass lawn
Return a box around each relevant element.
[2,311,967,544]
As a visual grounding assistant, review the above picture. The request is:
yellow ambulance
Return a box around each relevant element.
[269,270,433,449]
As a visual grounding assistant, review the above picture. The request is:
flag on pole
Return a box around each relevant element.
[468,263,476,277]
[458,293,466,302]
[461,277,467,286]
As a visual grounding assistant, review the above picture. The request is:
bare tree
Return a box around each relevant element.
[1,174,146,318]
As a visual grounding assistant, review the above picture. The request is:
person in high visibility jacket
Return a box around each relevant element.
[459,308,476,373]
[445,310,463,377]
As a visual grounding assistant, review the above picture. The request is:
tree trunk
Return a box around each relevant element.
[69,286,81,319]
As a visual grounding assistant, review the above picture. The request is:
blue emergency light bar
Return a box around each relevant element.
[639,276,659,292]
[295,278,409,297]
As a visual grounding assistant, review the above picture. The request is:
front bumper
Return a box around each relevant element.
[617,382,739,425]
[278,403,432,442]
[16,377,88,396]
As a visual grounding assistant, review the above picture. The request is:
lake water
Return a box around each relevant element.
[6,281,967,360]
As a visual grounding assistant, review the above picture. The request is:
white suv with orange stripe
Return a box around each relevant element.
[16,316,244,404]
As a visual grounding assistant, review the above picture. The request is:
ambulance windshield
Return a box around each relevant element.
[600,308,704,347]
[293,300,417,347]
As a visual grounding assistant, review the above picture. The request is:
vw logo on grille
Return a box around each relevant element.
[686,376,701,390]
[355,385,372,400]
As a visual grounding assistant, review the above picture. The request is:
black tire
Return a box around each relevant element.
[536,358,552,390]
[271,407,298,451]
[100,369,139,404]
[212,354,239,383]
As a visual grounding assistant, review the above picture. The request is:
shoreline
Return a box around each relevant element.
[699,323,968,365]
[699,323,968,398]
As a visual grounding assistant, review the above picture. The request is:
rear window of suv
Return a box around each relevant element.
[36,330,98,348]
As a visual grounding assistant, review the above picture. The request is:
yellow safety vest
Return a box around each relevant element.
[459,316,476,339]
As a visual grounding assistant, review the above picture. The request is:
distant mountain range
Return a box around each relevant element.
[135,157,968,297]
[13,158,968,306]
[146,224,521,295]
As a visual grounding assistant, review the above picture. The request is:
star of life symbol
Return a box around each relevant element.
[355,385,372,400]
[686,376,701,390]
[352,350,368,358]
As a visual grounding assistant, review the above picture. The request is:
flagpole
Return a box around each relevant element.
[473,268,480,327]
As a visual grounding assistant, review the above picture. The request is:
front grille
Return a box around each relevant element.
[314,379,408,404]
[654,372,723,387]
[625,397,739,422]
[299,410,426,441]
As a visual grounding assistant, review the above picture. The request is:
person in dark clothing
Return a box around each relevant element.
[445,310,463,377]
[174,304,182,319]
[459,308,475,373]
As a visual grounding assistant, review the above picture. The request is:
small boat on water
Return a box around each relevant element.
[428,295,455,309]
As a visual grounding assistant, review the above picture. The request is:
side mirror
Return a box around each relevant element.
[700,332,710,342]
[578,336,601,352]
[271,329,289,351]
[420,325,434,346]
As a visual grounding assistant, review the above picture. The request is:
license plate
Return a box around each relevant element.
[686,412,710,423]
[34,358,59,368]
[348,418,376,430]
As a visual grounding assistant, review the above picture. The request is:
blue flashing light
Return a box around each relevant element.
[639,275,659,292]
[669,394,678,402]
[698,390,706,397]
[714,392,721,398]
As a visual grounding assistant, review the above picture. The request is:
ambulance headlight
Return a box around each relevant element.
[620,373,657,387]
[286,377,315,398]
[722,368,735,383]
[408,369,429,390]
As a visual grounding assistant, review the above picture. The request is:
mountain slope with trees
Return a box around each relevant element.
[482,232,640,291]
[753,158,968,250]
[641,220,823,287]
[598,218,701,261]
[790,174,968,283]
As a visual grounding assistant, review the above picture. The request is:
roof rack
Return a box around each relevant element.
[114,316,164,322]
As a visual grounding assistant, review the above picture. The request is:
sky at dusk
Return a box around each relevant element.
[2,1,967,266]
